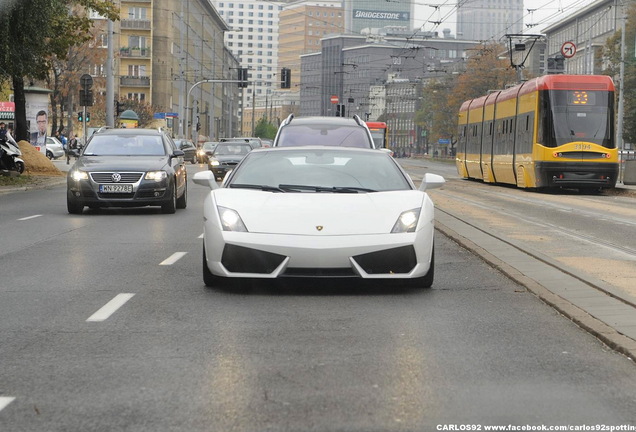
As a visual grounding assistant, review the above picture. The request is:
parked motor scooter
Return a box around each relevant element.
[0,139,25,175]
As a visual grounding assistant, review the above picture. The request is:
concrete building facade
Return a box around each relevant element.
[456,0,524,42]
[90,0,241,140]
[344,0,412,35]
[212,0,283,114]
[542,0,623,75]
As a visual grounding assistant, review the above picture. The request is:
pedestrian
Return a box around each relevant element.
[58,127,68,149]
[0,122,17,145]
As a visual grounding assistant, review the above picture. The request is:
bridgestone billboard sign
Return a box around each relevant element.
[353,10,409,21]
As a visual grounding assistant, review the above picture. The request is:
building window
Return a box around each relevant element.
[127,7,147,19]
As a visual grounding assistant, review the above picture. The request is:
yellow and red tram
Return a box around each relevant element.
[456,74,618,190]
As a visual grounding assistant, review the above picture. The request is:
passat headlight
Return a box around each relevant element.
[144,171,167,181]
[391,208,421,233]
[209,159,220,166]
[71,170,88,181]
[218,206,248,232]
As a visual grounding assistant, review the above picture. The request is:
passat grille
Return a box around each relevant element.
[90,172,144,183]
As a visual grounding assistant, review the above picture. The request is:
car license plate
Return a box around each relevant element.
[99,184,133,193]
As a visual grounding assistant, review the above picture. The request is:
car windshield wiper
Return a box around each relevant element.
[278,184,376,193]
[229,183,286,192]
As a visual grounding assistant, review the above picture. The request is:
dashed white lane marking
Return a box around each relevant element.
[18,214,42,221]
[0,397,16,412]
[159,252,188,265]
[86,293,135,322]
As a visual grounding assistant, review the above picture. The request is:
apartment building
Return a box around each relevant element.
[90,0,241,139]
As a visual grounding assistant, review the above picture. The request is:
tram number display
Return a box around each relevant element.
[568,90,595,105]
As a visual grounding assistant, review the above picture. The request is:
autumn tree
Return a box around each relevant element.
[415,42,517,153]
[0,0,118,141]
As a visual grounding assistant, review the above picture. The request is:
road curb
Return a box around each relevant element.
[0,177,66,195]
[434,220,636,362]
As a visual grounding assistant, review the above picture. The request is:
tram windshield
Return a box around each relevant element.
[542,90,614,149]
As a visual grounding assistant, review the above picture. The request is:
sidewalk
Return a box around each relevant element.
[435,207,636,361]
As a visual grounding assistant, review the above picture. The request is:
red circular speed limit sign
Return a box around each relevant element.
[561,41,576,58]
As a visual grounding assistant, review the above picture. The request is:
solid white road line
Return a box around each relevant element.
[159,252,188,265]
[17,214,42,221]
[86,293,135,322]
[0,397,16,412]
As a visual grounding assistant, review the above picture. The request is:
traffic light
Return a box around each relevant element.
[238,68,249,88]
[77,111,83,122]
[85,112,90,123]
[280,67,291,89]
[335,104,345,117]
[115,100,123,116]
[79,74,94,106]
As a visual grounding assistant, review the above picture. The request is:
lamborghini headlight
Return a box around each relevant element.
[144,171,168,181]
[391,208,421,233]
[218,206,248,232]
[71,170,88,181]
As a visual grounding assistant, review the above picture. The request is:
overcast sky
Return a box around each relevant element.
[413,0,598,38]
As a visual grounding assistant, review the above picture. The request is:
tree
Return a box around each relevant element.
[0,0,118,141]
[415,42,517,153]
[254,117,277,139]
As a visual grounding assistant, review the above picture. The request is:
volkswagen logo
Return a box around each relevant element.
[111,173,122,183]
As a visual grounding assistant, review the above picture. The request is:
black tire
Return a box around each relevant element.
[191,155,197,164]
[46,151,53,160]
[15,161,25,174]
[161,181,177,214]
[410,247,434,288]
[67,191,84,214]
[203,243,222,287]
[176,179,187,209]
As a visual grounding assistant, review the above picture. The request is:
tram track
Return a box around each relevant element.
[434,188,636,259]
[435,204,636,310]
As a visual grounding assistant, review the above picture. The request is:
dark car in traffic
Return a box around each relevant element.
[220,137,262,149]
[273,114,375,148]
[174,139,198,164]
[66,128,188,214]
[207,142,252,180]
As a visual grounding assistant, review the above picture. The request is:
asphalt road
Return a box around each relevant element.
[1,164,636,430]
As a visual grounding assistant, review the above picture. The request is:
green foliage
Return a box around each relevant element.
[254,117,277,139]
[0,0,118,141]
[0,0,118,81]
